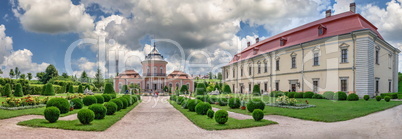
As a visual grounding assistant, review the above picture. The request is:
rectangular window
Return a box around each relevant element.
[341,79,347,91]
[276,60,280,71]
[389,81,392,92]
[258,65,261,74]
[264,62,268,73]
[376,80,379,93]
[241,68,243,76]
[233,84,235,93]
[264,83,268,92]
[249,83,252,92]
[249,67,252,76]
[313,53,319,66]
[376,50,379,64]
[232,69,235,78]
[341,49,348,63]
[275,82,279,91]
[291,57,296,68]
[313,81,318,93]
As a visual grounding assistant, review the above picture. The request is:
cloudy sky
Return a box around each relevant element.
[0,0,401,78]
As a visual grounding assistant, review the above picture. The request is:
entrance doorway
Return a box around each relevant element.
[154,84,157,90]
[291,84,296,92]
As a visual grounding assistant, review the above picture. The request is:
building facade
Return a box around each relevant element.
[114,46,194,93]
[222,3,400,97]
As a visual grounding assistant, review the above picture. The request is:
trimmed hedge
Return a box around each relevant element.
[303,91,314,98]
[270,91,284,97]
[94,95,105,104]
[196,95,209,102]
[77,109,95,125]
[384,96,391,102]
[207,109,214,119]
[44,107,60,123]
[88,104,107,119]
[104,102,118,115]
[363,95,370,101]
[102,94,112,102]
[323,91,334,100]
[252,109,264,121]
[376,96,382,101]
[247,99,265,112]
[228,98,241,109]
[287,92,296,98]
[294,92,304,98]
[214,110,228,124]
[334,91,347,100]
[218,98,228,106]
[83,96,97,106]
[347,93,359,101]
[380,93,398,99]
[312,93,323,99]
[195,102,212,115]
[188,99,202,112]
[71,98,84,109]
[110,99,123,111]
[46,98,70,114]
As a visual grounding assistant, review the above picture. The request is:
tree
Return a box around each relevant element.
[78,84,84,93]
[15,67,20,79]
[36,72,45,82]
[217,72,222,80]
[80,71,88,82]
[42,65,58,83]
[2,84,12,97]
[104,83,115,94]
[43,83,55,96]
[195,83,206,95]
[62,73,69,78]
[14,83,24,97]
[20,74,26,80]
[68,84,74,93]
[180,85,188,94]
[9,69,14,79]
[222,84,232,94]
[252,84,261,96]
[94,68,103,88]
[27,73,32,80]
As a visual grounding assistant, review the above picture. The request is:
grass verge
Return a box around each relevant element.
[17,101,140,131]
[170,101,276,130]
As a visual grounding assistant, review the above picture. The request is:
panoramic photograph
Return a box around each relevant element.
[0,0,401,138]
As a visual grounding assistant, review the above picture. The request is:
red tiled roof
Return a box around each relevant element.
[168,70,193,79]
[228,11,383,64]
[115,70,141,79]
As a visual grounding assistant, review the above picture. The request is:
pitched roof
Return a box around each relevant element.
[115,70,141,79]
[167,70,193,79]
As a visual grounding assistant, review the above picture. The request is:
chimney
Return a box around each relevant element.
[350,3,356,13]
[247,42,250,47]
[256,38,259,43]
[325,10,331,17]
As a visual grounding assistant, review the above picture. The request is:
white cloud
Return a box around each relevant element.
[1,49,49,77]
[12,0,94,34]
[333,0,355,14]
[0,24,13,65]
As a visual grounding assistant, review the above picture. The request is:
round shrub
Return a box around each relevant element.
[131,95,138,103]
[195,102,212,115]
[83,96,97,106]
[110,99,123,111]
[228,98,241,109]
[252,109,264,121]
[218,98,228,106]
[334,91,347,100]
[208,96,218,104]
[323,91,334,100]
[347,93,359,101]
[118,97,128,109]
[94,95,105,104]
[376,96,382,101]
[102,94,112,102]
[44,107,60,123]
[181,100,189,109]
[77,109,95,125]
[110,94,117,99]
[294,92,304,98]
[177,96,185,105]
[247,99,265,112]
[303,91,314,98]
[123,95,133,105]
[88,104,107,119]
[46,98,70,114]
[188,99,202,112]
[104,102,118,115]
[170,95,177,101]
[214,110,228,124]
[207,109,214,119]
[71,98,84,109]
[363,95,370,101]
[287,92,296,98]
[312,93,323,99]
[384,96,391,102]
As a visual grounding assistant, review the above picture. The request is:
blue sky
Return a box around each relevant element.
[0,0,400,78]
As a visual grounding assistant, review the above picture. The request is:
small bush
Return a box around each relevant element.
[94,95,105,104]
[102,94,112,102]
[247,99,265,112]
[334,91,347,100]
[44,107,60,123]
[196,95,209,102]
[103,83,115,94]
[207,109,214,119]
[347,93,359,101]
[323,91,334,100]
[71,98,83,109]
[270,91,284,97]
[312,93,323,99]
[294,92,304,98]
[188,99,202,112]
[43,83,55,96]
[104,102,118,115]
[110,99,123,111]
[83,96,97,106]
[88,104,107,119]
[131,95,138,103]
[228,98,241,109]
[195,102,212,115]
[376,96,382,101]
[208,96,218,104]
[287,92,296,98]
[384,96,391,102]
[380,93,398,99]
[170,95,177,101]
[303,91,314,98]
[214,110,228,124]
[363,95,370,101]
[14,83,24,97]
[252,109,264,121]
[181,100,189,109]
[2,84,12,97]
[119,97,128,109]
[177,96,185,105]
[46,98,70,114]
[77,109,95,125]
[398,94,402,99]
[218,98,228,106]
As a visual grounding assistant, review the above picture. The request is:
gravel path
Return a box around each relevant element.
[0,96,401,139]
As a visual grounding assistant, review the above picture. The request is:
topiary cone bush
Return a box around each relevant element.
[102,94,112,102]
[218,98,228,106]
[363,95,370,101]
[88,104,107,119]
[110,99,123,111]
[195,102,212,115]
[252,109,264,121]
[188,99,202,112]
[46,98,70,114]
[104,102,118,115]
[223,84,232,94]
[94,95,105,104]
[376,96,382,101]
[252,84,260,96]
[334,91,347,100]
[195,83,206,95]
[119,97,128,109]
[2,84,12,97]
[14,83,24,97]
[384,96,391,102]
[214,110,228,124]
[83,96,97,106]
[78,85,84,93]
[103,83,116,95]
[68,85,74,93]
[71,98,84,109]
[43,83,55,96]
[303,91,314,98]
[247,99,265,113]
[323,91,334,100]
[44,106,60,123]
[77,109,95,125]
[228,98,241,109]
[207,109,214,119]
[347,93,359,101]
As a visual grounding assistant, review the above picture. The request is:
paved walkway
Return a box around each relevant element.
[0,96,401,139]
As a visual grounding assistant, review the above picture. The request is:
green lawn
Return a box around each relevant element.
[17,101,140,131]
[212,97,402,122]
[170,101,276,130]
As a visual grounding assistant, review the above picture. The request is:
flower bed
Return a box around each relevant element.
[2,96,49,107]
[266,103,316,109]
[0,104,46,110]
